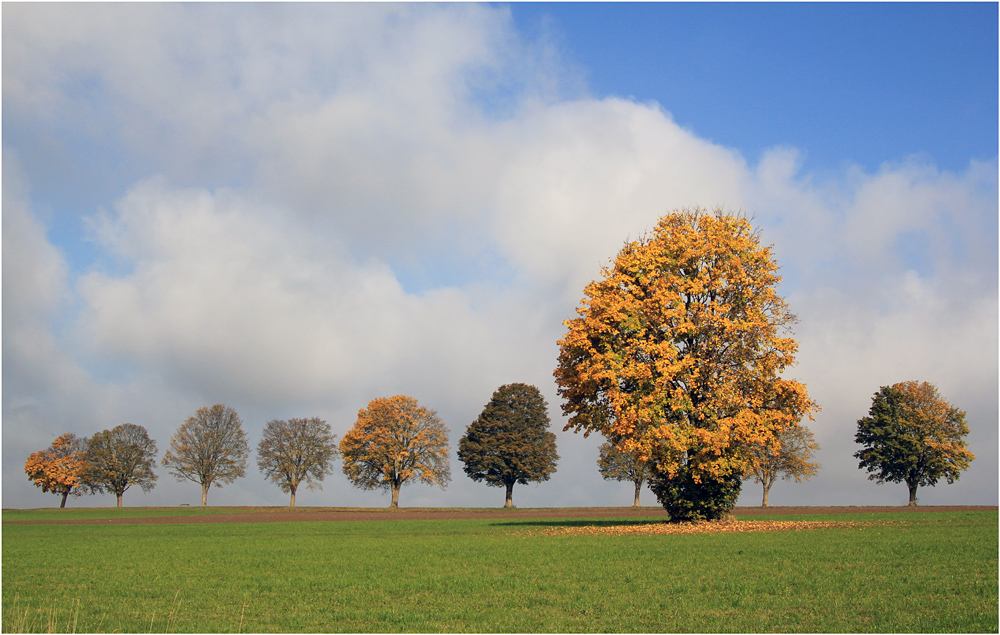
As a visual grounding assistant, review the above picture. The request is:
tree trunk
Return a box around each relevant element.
[504,482,515,508]
[390,483,400,508]
[633,480,642,507]
[60,491,69,509]
[762,481,772,507]
[116,493,123,508]
[908,483,918,506]
[201,482,209,507]
[289,485,297,508]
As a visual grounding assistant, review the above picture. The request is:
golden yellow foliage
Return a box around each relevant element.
[537,518,882,537]
[340,395,451,508]
[24,433,88,508]
[555,209,816,508]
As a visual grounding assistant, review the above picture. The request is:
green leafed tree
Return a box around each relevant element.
[257,417,338,507]
[458,383,559,508]
[83,423,158,507]
[597,440,651,507]
[854,381,974,506]
[162,404,250,506]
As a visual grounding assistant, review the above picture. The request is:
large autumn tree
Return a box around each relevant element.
[24,433,89,508]
[555,208,815,521]
[340,395,451,508]
[162,404,249,506]
[83,423,158,507]
[458,383,559,508]
[257,417,338,507]
[855,381,974,506]
[597,441,652,507]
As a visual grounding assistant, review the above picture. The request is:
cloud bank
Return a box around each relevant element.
[3,4,995,509]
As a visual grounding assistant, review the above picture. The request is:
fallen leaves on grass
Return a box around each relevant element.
[537,517,889,537]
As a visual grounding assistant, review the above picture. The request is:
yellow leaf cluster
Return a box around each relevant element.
[894,380,975,470]
[24,433,87,500]
[340,395,451,506]
[537,518,882,537]
[555,208,817,485]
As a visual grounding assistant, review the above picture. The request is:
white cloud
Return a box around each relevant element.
[742,155,998,506]
[492,98,748,298]
[1,152,128,505]
[79,178,459,408]
[1,152,92,425]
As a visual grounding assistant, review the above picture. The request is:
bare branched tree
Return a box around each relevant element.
[257,418,338,507]
[163,405,249,506]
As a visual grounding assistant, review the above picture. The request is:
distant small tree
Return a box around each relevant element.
[257,418,338,507]
[24,433,89,508]
[745,423,820,507]
[855,381,974,506]
[458,383,559,508]
[597,440,651,507]
[340,395,451,508]
[162,405,249,506]
[84,423,158,507]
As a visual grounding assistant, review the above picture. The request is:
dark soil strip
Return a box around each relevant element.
[5,505,995,525]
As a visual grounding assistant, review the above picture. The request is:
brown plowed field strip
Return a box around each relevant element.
[4,505,995,525]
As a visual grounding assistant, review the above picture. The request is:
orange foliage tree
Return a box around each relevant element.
[555,208,816,521]
[24,433,89,508]
[340,395,451,508]
[855,380,974,506]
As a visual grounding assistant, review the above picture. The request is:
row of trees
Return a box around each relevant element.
[23,407,340,508]
[24,210,975,513]
[24,377,970,511]
[23,387,561,509]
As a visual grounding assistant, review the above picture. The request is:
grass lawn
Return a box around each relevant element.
[2,510,996,633]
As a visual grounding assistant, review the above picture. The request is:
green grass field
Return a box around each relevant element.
[2,509,996,633]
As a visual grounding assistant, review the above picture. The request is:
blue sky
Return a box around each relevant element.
[3,3,996,510]
[511,2,998,174]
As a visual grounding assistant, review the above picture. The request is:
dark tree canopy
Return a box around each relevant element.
[855,381,974,506]
[257,417,338,507]
[597,441,651,507]
[162,404,249,506]
[458,383,559,508]
[83,423,158,507]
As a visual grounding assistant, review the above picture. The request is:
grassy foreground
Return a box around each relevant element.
[2,510,996,633]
